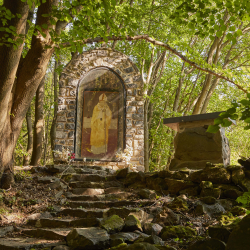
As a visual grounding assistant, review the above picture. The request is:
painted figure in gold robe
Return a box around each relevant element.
[90,93,112,155]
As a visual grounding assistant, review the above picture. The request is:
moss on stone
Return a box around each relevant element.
[110,243,128,250]
[168,197,188,211]
[218,212,242,227]
[101,215,124,233]
[160,226,197,240]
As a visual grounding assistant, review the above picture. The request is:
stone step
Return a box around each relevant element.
[73,165,116,173]
[0,237,66,250]
[71,188,105,195]
[71,174,116,182]
[59,208,108,218]
[105,187,124,194]
[22,228,70,241]
[31,217,101,228]
[59,207,143,219]
[67,200,154,209]
[66,192,135,201]
[70,181,123,193]
[74,166,116,175]
[69,180,123,189]
[74,168,108,176]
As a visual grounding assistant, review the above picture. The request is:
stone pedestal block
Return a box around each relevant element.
[164,112,232,171]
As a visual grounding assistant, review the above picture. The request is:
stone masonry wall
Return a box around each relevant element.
[55,48,144,171]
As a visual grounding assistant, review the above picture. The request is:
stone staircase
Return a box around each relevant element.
[1,163,248,249]
[0,165,165,250]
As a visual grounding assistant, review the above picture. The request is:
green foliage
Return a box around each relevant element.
[14,171,31,182]
[236,191,250,208]
[208,93,250,133]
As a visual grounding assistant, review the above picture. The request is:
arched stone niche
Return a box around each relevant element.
[55,48,144,171]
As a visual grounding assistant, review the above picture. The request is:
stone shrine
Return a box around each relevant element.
[164,112,232,170]
[55,48,144,171]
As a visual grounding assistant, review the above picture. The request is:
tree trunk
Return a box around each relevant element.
[0,118,16,189]
[50,59,59,159]
[23,107,33,165]
[30,77,45,166]
[144,100,150,172]
[0,1,29,136]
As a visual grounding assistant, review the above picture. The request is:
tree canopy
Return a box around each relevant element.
[0,0,250,187]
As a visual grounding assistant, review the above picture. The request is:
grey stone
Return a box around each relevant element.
[169,126,230,170]
[100,215,124,233]
[137,189,156,199]
[65,123,75,130]
[208,226,231,243]
[165,178,195,194]
[200,188,221,199]
[189,166,231,184]
[144,235,164,245]
[195,202,226,217]
[124,67,134,73]
[53,246,70,250]
[143,223,162,236]
[127,242,158,250]
[116,167,131,179]
[160,226,197,240]
[226,214,250,250]
[0,226,14,237]
[124,215,142,232]
[66,227,110,249]
[188,239,226,250]
[67,111,75,117]
[232,169,245,185]
[110,232,140,246]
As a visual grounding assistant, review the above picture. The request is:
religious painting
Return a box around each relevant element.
[75,67,125,161]
[81,91,120,160]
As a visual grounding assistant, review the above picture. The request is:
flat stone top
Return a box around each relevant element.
[163,112,227,131]
[163,111,223,125]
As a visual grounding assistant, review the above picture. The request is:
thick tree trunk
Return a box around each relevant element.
[50,59,59,158]
[144,99,150,172]
[0,118,16,189]
[23,107,33,165]
[0,1,29,136]
[30,77,45,166]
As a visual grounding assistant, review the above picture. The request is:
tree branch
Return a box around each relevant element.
[61,35,248,93]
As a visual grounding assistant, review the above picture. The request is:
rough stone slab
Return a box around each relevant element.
[67,227,110,249]
[0,238,66,250]
[164,112,223,131]
[71,174,116,182]
[0,226,14,237]
[22,228,70,240]
[68,200,154,209]
[66,192,134,201]
[60,208,108,218]
[34,218,71,228]
[69,181,105,189]
[71,188,105,195]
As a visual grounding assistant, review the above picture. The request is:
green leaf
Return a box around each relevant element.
[221,119,233,127]
[42,24,48,29]
[247,93,250,99]
[239,99,250,106]
[244,125,250,130]
[214,117,223,125]
[207,124,220,133]
[227,107,236,114]
[244,117,250,123]
[236,29,243,36]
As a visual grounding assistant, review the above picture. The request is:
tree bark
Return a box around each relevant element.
[23,107,33,165]
[30,77,45,166]
[50,59,59,159]
[0,1,29,136]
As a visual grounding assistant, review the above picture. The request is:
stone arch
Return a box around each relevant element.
[55,48,144,171]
